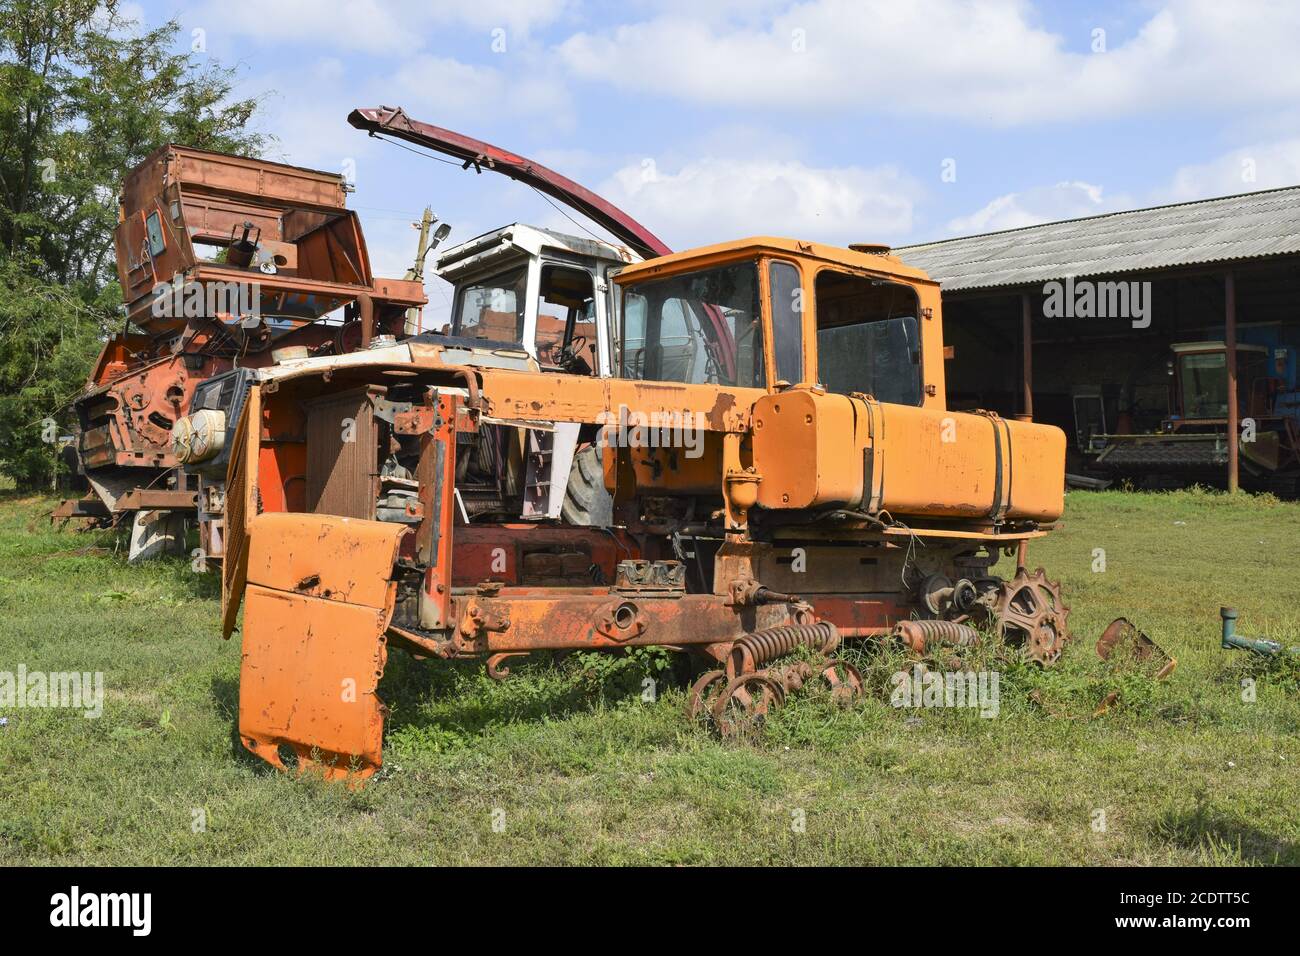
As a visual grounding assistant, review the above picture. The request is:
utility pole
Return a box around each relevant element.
[404,207,435,334]
[407,207,435,284]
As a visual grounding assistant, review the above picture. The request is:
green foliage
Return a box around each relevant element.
[0,0,263,488]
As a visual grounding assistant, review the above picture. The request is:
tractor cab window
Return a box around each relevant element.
[768,260,804,384]
[452,265,527,343]
[534,264,598,374]
[618,261,764,388]
[1178,351,1227,419]
[814,270,922,405]
[1177,348,1269,419]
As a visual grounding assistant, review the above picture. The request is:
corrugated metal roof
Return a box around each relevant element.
[894,185,1300,292]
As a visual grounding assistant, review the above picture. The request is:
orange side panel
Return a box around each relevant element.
[238,586,390,780]
[237,513,406,781]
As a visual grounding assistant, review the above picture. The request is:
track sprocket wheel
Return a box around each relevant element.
[994,567,1071,665]
[711,672,786,739]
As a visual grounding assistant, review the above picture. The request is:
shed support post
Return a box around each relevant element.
[1018,292,1033,423]
[1017,291,1033,571]
[1225,272,1239,494]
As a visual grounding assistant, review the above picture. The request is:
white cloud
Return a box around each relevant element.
[558,0,1300,125]
[595,155,920,249]
[1163,139,1300,202]
[945,180,1118,235]
[385,54,573,127]
[191,0,425,55]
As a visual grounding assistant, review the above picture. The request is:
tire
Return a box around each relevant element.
[561,445,613,526]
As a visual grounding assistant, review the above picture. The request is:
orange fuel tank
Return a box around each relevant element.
[750,387,1064,523]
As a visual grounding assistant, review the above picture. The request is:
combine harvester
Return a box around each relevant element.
[55,146,427,559]
[210,107,1073,780]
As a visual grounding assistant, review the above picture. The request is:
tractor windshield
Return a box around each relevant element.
[618,261,764,388]
[1177,348,1269,419]
[451,265,528,343]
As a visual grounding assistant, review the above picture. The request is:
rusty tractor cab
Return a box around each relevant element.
[1093,340,1300,492]
[58,145,426,559]
[424,223,639,523]
[431,222,635,376]
[223,233,1070,781]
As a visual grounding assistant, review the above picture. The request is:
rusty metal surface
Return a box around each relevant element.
[445,590,798,654]
[1097,617,1177,680]
[992,567,1071,665]
[245,512,406,608]
[893,619,981,656]
[69,135,431,528]
[114,489,200,511]
[221,382,259,640]
[52,496,111,520]
[727,621,839,677]
[305,388,380,519]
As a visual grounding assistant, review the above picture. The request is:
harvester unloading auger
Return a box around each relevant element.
[213,106,1073,780]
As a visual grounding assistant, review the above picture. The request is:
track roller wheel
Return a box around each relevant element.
[686,669,728,723]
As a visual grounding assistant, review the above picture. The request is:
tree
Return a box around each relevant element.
[0,0,263,488]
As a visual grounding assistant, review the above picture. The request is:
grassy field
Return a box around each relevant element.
[1,488,1298,865]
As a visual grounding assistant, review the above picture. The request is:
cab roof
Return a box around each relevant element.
[615,236,937,286]
[436,222,637,277]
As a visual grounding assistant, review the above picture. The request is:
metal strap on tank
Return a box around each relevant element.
[856,394,884,514]
[976,410,1010,522]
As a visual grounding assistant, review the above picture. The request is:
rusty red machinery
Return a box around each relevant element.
[209,113,1073,780]
[56,146,426,558]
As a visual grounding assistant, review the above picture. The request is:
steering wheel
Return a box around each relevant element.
[560,334,588,365]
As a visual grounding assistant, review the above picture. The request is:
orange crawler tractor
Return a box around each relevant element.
[220,224,1071,779]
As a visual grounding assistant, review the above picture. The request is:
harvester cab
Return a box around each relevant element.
[428,222,638,378]
[418,222,640,522]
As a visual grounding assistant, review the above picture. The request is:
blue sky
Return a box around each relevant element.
[129,0,1300,317]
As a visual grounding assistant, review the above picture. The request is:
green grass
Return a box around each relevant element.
[1,487,1298,865]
